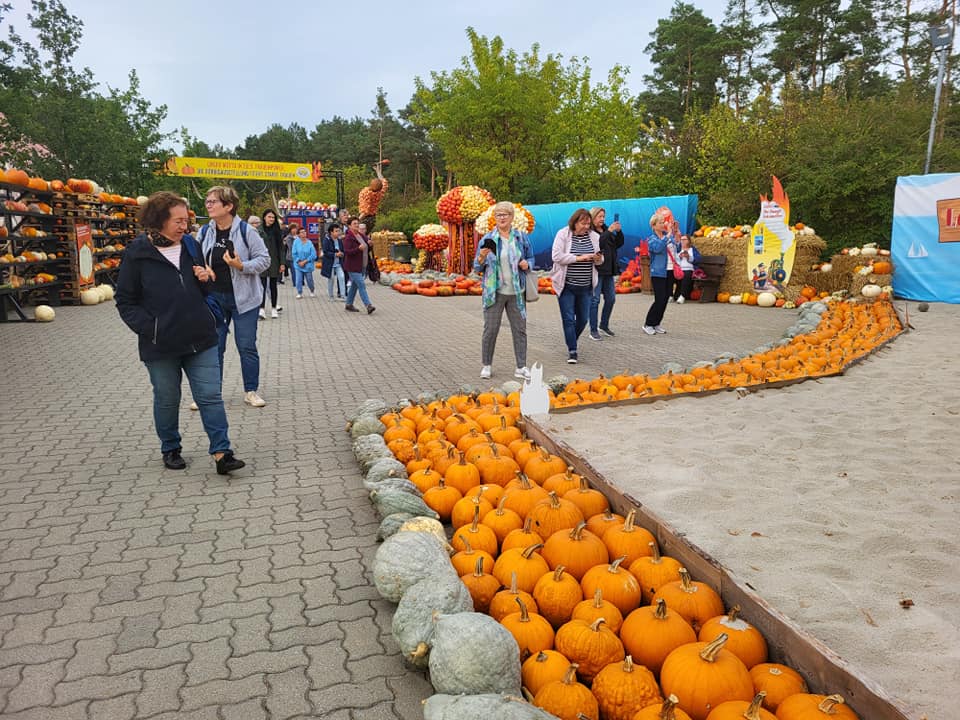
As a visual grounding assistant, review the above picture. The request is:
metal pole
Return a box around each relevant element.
[925,46,949,174]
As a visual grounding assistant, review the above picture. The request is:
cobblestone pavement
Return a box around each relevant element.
[0,282,794,719]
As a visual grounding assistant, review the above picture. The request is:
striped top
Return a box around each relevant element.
[565,233,594,286]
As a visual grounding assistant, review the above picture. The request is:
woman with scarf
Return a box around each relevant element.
[257,209,285,318]
[472,201,535,380]
[115,191,245,475]
[342,217,376,314]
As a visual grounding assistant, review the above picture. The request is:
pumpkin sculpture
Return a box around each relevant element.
[591,655,662,720]
[704,692,776,720]
[659,634,754,720]
[620,598,697,676]
[522,649,571,697]
[501,597,556,658]
[698,605,768,669]
[633,694,694,720]
[774,694,860,720]
[580,557,642,616]
[652,568,725,632]
[533,566,585,628]
[553,618,625,682]
[542,522,609,581]
[748,664,807,712]
[533,663,599,720]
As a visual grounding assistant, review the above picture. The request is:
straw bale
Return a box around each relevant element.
[695,234,828,297]
[371,230,406,259]
[849,272,893,297]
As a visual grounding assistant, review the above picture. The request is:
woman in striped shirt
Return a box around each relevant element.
[550,209,603,364]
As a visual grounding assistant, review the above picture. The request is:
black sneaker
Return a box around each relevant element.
[600,326,615,336]
[215,451,245,475]
[589,332,602,341]
[567,352,578,364]
[162,449,186,470]
[345,305,360,312]
[366,305,376,315]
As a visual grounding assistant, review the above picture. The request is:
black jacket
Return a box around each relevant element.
[115,234,218,362]
[596,224,625,276]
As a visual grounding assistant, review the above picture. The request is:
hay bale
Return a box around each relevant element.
[850,272,892,297]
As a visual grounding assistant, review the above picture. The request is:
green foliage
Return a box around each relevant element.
[376,195,440,238]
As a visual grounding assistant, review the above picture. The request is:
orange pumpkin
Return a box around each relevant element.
[629,541,683,604]
[871,260,891,275]
[620,598,697,676]
[570,586,623,635]
[488,571,539,622]
[541,522,609,581]
[774,694,860,720]
[6,168,30,186]
[527,492,585,539]
[521,649,570,697]
[652,568,724,633]
[603,510,656,568]
[632,694,694,720]
[553,618,625,683]
[500,597,555,658]
[591,655,662,720]
[660,634,754,720]
[698,605,767,669]
[748,663,807,712]
[704,692,776,720]
[459,555,501,614]
[580,557,642,616]
[533,663,599,720]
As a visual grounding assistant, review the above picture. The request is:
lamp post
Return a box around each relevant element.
[924,23,954,174]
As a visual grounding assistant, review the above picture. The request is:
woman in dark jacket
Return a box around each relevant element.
[115,191,244,475]
[588,207,624,339]
[342,217,375,314]
[258,209,285,318]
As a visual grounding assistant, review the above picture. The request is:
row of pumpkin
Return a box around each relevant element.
[349,300,900,719]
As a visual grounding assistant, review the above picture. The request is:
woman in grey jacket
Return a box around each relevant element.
[200,186,271,407]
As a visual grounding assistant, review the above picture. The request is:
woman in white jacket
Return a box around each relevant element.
[550,208,603,364]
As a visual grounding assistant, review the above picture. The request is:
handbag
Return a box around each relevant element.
[667,245,684,280]
[524,269,539,302]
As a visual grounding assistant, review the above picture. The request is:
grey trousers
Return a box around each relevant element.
[481,292,527,367]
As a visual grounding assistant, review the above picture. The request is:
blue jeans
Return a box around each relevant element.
[294,268,315,294]
[345,271,371,307]
[327,266,345,298]
[589,275,617,332]
[558,284,592,353]
[211,291,260,392]
[144,345,231,455]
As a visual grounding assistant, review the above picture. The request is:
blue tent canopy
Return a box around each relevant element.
[523,194,698,270]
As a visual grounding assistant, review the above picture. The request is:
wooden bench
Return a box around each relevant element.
[694,255,726,302]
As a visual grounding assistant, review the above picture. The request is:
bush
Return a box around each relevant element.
[376,197,440,238]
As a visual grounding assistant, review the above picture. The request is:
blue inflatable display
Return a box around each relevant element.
[891,174,960,303]
[524,194,698,270]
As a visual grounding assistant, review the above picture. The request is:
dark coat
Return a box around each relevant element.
[320,234,343,278]
[596,224,625,276]
[115,234,218,362]
[259,224,285,278]
[342,229,366,274]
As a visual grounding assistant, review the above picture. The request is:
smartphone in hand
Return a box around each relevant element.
[613,213,619,223]
[482,238,496,251]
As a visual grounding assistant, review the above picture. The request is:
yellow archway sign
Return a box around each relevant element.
[748,176,796,292]
[163,157,323,183]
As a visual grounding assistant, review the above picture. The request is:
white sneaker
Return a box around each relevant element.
[480,365,492,380]
[308,291,316,298]
[514,367,531,381]
[244,391,266,407]
[271,308,279,318]
[258,309,266,319]
[642,325,656,335]
[296,294,303,299]
[276,306,282,312]
[654,325,667,334]
[189,401,198,411]
[677,296,685,304]
[667,297,676,303]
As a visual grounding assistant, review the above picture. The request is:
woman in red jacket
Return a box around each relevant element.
[341,217,376,314]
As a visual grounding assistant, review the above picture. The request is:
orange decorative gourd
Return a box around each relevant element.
[422,478,462,522]
[774,694,860,720]
[585,509,625,538]
[408,466,442,493]
[630,541,683,604]
[541,522,609,581]
[492,543,551,593]
[698,605,767,669]
[6,168,30,186]
[571,587,623,634]
[871,260,891,275]
[533,566,584,628]
[704,692,776,720]
[542,466,583,495]
[620,598,696,676]
[603,510,656,567]
[444,451,481,494]
[450,534,496,577]
[591,655,662,720]
[554,617,625,683]
[475,444,520,486]
[748,664,807,712]
[489,571,538,622]
[502,516,544,553]
[404,445,433,475]
[501,597,555,658]
[533,663,599,720]
[527,492,585,539]
[482,495,524,544]
[450,493,493,530]
[459,556,501,614]
[652,568,724,633]
[659,634,754,720]
[524,447,568,485]
[563,477,609,518]
[522,649,570,697]
[580,557,642,616]
[502,472,550,519]
[451,505,499,557]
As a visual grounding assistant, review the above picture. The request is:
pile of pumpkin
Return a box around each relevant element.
[715,285,831,308]
[352,395,863,720]
[392,276,483,297]
[377,257,414,274]
[693,224,815,240]
[0,167,133,200]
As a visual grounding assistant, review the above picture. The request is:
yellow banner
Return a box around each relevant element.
[162,157,322,182]
[748,176,796,291]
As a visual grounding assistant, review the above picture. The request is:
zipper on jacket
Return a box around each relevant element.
[153,317,159,345]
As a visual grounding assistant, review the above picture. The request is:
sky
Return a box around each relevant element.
[5,0,730,151]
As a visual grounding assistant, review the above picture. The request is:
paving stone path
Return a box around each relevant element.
[0,282,793,719]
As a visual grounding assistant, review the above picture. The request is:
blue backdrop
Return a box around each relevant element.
[524,194,698,270]
[892,174,960,303]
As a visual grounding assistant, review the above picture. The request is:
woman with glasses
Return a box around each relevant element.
[473,201,535,380]
[198,186,271,407]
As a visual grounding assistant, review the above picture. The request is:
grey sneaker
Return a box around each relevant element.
[654,325,667,334]
[589,332,602,341]
[642,325,656,335]
[244,391,266,407]
[480,365,492,379]
[514,367,531,381]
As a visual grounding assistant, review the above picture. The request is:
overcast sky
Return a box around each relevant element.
[6,0,730,151]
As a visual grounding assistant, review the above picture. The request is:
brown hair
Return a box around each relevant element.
[206,185,240,216]
[567,208,592,232]
[138,191,188,231]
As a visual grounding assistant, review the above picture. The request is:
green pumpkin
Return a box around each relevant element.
[350,414,386,439]
[428,613,522,696]
[347,398,390,423]
[353,435,393,472]
[392,573,474,670]
[365,457,408,485]
[376,513,416,542]
[423,693,561,720]
[372,530,454,603]
[371,489,438,520]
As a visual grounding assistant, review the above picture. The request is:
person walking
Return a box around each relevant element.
[588,207,624,339]
[199,185,271,407]
[551,208,603,364]
[321,222,346,300]
[643,210,679,335]
[283,223,297,285]
[115,191,245,474]
[291,226,318,298]
[342,217,376,314]
[258,209,285,318]
[473,201,535,380]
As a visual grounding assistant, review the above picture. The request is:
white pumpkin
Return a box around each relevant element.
[848,247,861,256]
[34,305,55,322]
[728,294,743,304]
[861,284,882,298]
[80,288,101,305]
[757,292,777,307]
[860,246,878,257]
[820,262,832,272]
[136,195,149,206]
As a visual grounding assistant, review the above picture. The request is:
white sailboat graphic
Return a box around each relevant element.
[907,240,929,258]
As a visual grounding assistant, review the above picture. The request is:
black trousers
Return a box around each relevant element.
[671,270,694,300]
[261,276,279,308]
[645,276,670,327]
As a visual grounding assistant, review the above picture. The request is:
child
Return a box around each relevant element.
[321,223,346,301]
[291,227,318,298]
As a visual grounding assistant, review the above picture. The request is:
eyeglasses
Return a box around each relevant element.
[494,213,512,218]
[205,199,221,206]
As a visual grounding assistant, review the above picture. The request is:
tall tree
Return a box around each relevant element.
[718,0,766,115]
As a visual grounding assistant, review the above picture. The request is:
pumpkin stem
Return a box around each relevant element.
[457,534,474,554]
[412,445,422,461]
[514,596,531,622]
[592,587,604,608]
[658,694,680,720]
[548,491,561,509]
[577,476,590,492]
[410,642,428,660]
[521,516,534,533]
[470,504,481,531]
[496,495,508,513]
[608,556,627,573]
[622,655,634,673]
[490,444,500,458]
[458,450,468,466]
[727,604,741,623]
[678,567,695,593]
[743,692,767,720]
[509,572,519,594]
[654,598,669,620]
[534,650,549,663]
[623,509,636,532]
[500,415,508,431]
[562,663,579,685]
[699,632,729,662]
[553,566,566,582]
[521,543,545,559]
[473,555,485,577]
[649,541,662,563]
[819,695,847,713]
[570,521,587,540]
[588,617,606,632]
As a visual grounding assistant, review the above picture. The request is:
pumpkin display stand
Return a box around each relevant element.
[443,221,477,276]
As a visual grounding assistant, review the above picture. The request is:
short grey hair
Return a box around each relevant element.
[492,201,515,217]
